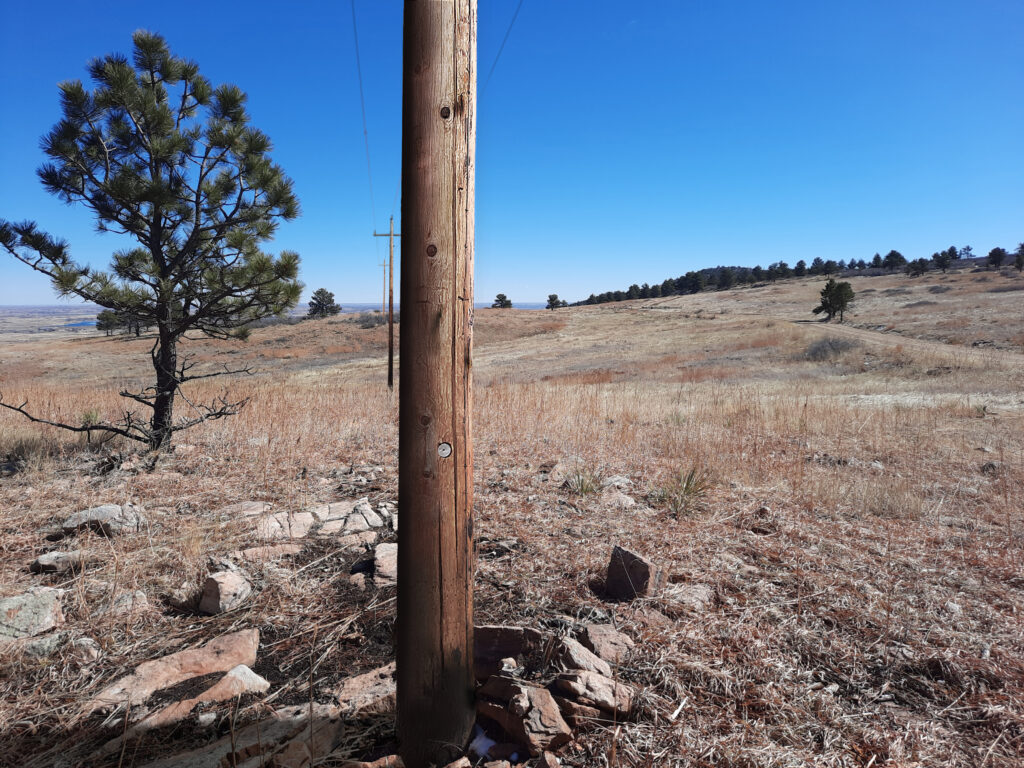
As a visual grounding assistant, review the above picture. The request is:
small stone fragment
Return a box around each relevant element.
[199,570,253,614]
[553,695,605,729]
[23,631,70,657]
[30,550,91,574]
[552,671,634,718]
[257,511,316,540]
[109,590,149,616]
[474,625,546,681]
[217,501,272,517]
[578,624,634,663]
[0,587,64,641]
[605,546,660,601]
[552,636,612,677]
[233,543,303,562]
[62,504,145,537]
[477,675,572,756]
[87,628,259,713]
[663,582,714,613]
[73,636,102,662]
[374,542,398,585]
[334,662,397,716]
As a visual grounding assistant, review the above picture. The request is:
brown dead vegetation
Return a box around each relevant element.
[1,271,1023,766]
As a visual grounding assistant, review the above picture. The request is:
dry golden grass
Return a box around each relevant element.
[1,271,1023,766]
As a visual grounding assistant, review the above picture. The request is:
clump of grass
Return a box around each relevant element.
[927,285,951,293]
[562,464,601,496]
[804,336,860,362]
[658,466,713,517]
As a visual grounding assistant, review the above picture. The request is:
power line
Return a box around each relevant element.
[482,0,525,95]
[350,0,379,244]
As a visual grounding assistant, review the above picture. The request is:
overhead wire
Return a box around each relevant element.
[482,0,526,95]
[350,0,383,266]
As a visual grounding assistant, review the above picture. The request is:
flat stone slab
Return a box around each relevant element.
[334,662,396,716]
[256,511,316,540]
[63,504,145,537]
[85,628,259,714]
[216,501,272,517]
[374,543,397,585]
[0,587,64,642]
[30,550,92,574]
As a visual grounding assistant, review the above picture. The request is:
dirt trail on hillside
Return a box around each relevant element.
[792,320,1024,369]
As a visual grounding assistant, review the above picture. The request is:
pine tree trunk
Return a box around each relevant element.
[150,329,177,449]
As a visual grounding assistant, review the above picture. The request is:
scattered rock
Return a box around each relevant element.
[603,491,637,510]
[441,759,471,768]
[232,543,303,562]
[577,624,634,663]
[601,475,632,490]
[475,625,545,681]
[63,504,145,537]
[339,757,405,768]
[23,630,70,657]
[0,587,64,642]
[310,500,357,521]
[543,457,582,484]
[476,675,573,756]
[605,546,660,601]
[334,662,396,716]
[552,636,612,677]
[553,695,605,729]
[199,570,253,614]
[72,636,102,662]
[257,511,316,540]
[30,550,91,574]
[138,703,342,768]
[216,501,272,517]
[86,628,259,713]
[374,542,398,585]
[662,582,715,614]
[135,664,269,731]
[108,590,149,616]
[539,753,561,767]
[552,671,634,718]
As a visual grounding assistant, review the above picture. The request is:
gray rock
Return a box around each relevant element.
[23,630,70,657]
[63,504,145,537]
[0,588,64,641]
[72,636,102,662]
[30,550,91,574]
[109,590,149,616]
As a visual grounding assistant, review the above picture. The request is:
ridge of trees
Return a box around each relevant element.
[574,243,1020,306]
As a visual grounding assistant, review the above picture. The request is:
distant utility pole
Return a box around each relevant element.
[397,0,476,766]
[374,215,400,389]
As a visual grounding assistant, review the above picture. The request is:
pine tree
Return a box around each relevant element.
[307,288,341,317]
[491,293,512,308]
[812,279,855,322]
[0,32,301,449]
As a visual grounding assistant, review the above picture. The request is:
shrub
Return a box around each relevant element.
[658,467,713,517]
[804,337,860,361]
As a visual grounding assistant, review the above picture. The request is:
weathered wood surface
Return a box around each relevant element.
[397,1,476,766]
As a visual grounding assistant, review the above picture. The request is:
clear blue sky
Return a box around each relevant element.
[1,1,1022,306]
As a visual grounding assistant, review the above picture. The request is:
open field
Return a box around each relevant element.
[1,269,1023,767]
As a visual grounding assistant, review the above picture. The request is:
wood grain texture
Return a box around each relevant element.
[397,1,476,766]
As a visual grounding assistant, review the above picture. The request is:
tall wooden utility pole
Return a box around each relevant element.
[373,216,400,389]
[398,1,476,766]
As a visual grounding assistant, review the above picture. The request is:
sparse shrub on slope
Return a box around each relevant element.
[804,337,860,362]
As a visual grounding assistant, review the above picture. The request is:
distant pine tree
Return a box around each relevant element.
[307,288,342,318]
